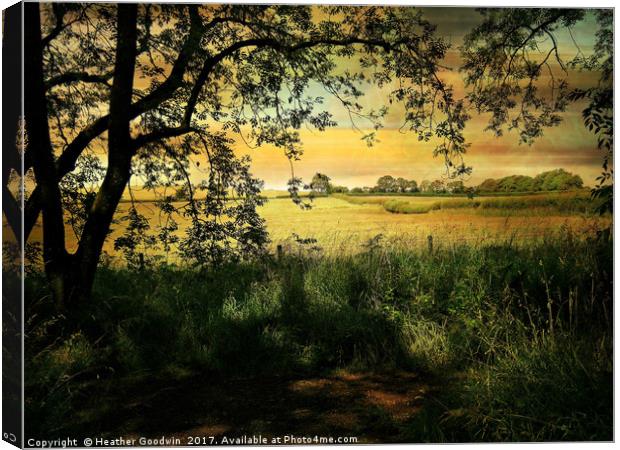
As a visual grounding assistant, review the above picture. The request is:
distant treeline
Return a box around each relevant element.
[167,169,585,201]
[476,169,583,193]
[323,169,584,195]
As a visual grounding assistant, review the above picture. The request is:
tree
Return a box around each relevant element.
[330,185,349,194]
[394,177,417,193]
[446,180,465,193]
[309,173,332,195]
[477,178,498,192]
[497,175,534,192]
[9,4,470,308]
[477,169,583,193]
[7,6,611,311]
[174,186,190,201]
[430,179,446,193]
[395,177,407,192]
[533,169,583,191]
[419,180,431,193]
[375,175,397,193]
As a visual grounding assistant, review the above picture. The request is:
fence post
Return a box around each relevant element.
[427,235,433,254]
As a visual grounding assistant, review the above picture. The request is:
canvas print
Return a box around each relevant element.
[2,2,614,446]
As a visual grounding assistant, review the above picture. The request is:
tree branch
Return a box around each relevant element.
[132,125,199,149]
[46,71,113,89]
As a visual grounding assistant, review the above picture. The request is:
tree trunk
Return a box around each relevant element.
[24,3,70,309]
[24,4,139,309]
[68,4,139,305]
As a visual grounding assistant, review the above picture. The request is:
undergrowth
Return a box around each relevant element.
[23,230,612,441]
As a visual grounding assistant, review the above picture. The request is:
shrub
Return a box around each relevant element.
[384,200,435,214]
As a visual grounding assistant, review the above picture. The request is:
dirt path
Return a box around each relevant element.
[94,371,432,444]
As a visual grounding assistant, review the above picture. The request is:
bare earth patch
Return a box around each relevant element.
[95,371,431,444]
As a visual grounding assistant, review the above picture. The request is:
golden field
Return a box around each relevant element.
[14,192,607,263]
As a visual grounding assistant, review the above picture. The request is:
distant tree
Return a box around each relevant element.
[497,175,534,192]
[419,180,431,193]
[394,177,408,192]
[309,173,332,195]
[375,175,397,193]
[477,169,583,193]
[446,180,465,193]
[430,179,446,193]
[534,169,583,191]
[331,185,349,194]
[477,178,498,192]
[350,187,364,194]
[563,174,584,190]
[516,175,535,192]
[394,177,417,193]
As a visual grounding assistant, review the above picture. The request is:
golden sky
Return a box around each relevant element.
[97,6,605,191]
[44,5,607,191]
[233,115,602,189]
[225,7,605,189]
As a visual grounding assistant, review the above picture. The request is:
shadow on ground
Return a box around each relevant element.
[77,371,431,444]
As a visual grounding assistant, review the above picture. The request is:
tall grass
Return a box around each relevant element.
[24,229,612,441]
[338,192,606,216]
[438,192,601,213]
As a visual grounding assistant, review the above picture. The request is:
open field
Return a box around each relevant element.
[19,192,610,262]
[259,195,609,250]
